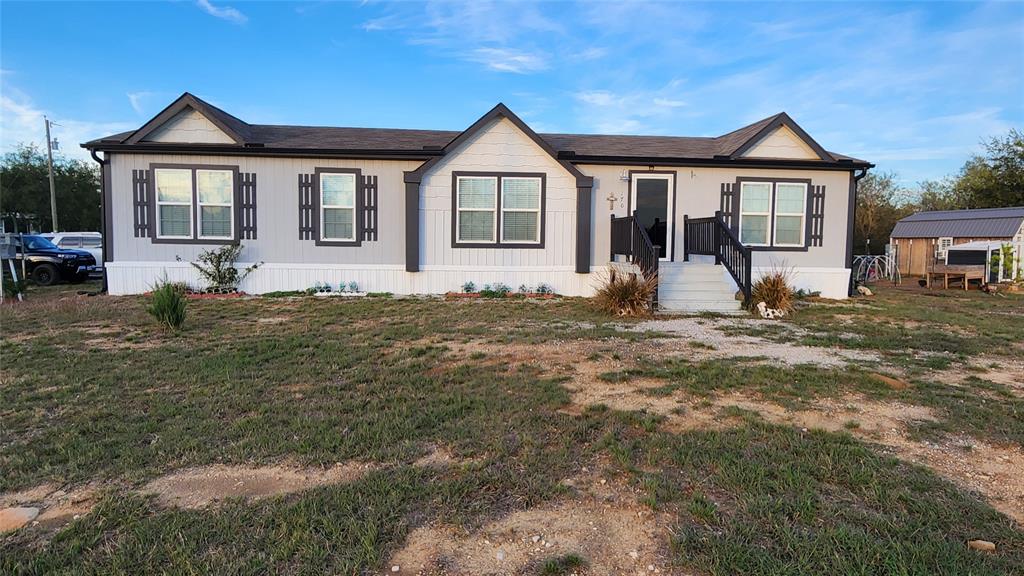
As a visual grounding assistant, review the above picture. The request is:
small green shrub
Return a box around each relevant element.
[540,553,586,575]
[480,283,511,298]
[147,282,187,330]
[593,268,658,316]
[462,281,476,293]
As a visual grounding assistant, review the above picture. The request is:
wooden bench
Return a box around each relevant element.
[925,264,987,290]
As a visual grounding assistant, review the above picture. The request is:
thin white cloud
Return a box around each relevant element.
[468,48,548,74]
[126,91,154,115]
[195,0,247,24]
[0,89,134,162]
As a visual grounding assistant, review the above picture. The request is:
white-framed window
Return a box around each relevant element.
[197,169,234,239]
[320,172,357,241]
[155,168,194,239]
[936,237,953,260]
[456,176,498,243]
[500,177,541,244]
[773,182,807,247]
[738,182,771,246]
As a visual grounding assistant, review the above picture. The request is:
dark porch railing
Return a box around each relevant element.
[683,211,752,305]
[610,212,660,306]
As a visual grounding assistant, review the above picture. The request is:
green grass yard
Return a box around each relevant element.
[1,283,1022,574]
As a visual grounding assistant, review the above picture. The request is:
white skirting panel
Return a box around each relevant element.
[105,261,603,297]
[751,266,851,299]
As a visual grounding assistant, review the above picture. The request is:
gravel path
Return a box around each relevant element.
[629,317,878,367]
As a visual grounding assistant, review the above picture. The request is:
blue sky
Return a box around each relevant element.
[1,1,1021,188]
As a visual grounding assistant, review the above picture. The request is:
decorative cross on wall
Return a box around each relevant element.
[606,193,618,210]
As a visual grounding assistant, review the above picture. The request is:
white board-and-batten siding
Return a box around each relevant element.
[106,117,591,296]
[419,117,578,268]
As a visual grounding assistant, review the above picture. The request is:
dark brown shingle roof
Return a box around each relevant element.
[83,94,869,165]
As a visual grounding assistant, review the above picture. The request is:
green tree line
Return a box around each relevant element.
[856,129,1024,254]
[0,144,100,233]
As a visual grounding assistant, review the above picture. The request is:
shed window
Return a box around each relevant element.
[320,173,357,241]
[456,176,498,243]
[936,237,953,259]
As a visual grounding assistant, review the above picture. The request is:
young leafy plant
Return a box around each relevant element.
[178,244,261,291]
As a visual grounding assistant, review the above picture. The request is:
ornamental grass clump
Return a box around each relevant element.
[593,268,658,317]
[751,267,795,316]
[147,282,188,330]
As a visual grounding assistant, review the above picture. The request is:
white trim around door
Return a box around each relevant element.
[630,173,675,261]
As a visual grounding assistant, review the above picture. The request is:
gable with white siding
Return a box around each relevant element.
[418,117,579,270]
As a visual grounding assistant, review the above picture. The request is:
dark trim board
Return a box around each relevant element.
[147,162,241,245]
[627,170,678,262]
[312,167,364,247]
[450,171,547,249]
[568,156,870,170]
[405,180,420,272]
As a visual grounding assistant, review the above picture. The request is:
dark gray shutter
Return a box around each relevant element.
[362,174,378,241]
[132,169,151,237]
[809,184,826,247]
[239,173,257,240]
[720,182,736,230]
[298,173,315,240]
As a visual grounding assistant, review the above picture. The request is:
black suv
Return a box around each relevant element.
[14,235,97,285]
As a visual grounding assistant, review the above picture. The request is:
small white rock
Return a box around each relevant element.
[532,535,541,543]
[391,565,400,573]
[648,565,655,571]
[496,549,506,561]
[629,550,639,560]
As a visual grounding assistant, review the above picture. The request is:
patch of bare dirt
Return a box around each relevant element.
[141,462,375,509]
[386,476,681,575]
[630,317,878,367]
[0,484,99,531]
[938,355,1024,398]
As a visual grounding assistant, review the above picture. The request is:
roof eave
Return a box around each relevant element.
[564,154,873,170]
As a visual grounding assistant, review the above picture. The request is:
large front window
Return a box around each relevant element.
[154,165,236,241]
[454,172,544,247]
[320,172,357,241]
[738,180,807,248]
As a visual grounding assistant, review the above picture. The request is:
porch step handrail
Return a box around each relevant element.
[610,212,660,305]
[683,211,752,305]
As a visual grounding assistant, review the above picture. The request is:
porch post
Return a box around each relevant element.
[682,214,689,261]
[713,210,722,265]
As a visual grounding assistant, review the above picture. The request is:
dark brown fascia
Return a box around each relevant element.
[124,93,249,146]
[84,142,441,161]
[563,154,872,170]
[727,112,836,162]
[404,103,594,189]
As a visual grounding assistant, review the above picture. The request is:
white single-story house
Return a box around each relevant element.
[83,93,872,311]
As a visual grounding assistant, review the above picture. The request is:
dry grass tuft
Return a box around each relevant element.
[751,266,795,314]
[593,268,658,317]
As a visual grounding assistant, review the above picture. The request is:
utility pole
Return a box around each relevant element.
[44,116,59,232]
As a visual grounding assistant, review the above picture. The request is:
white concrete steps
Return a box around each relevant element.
[657,262,743,313]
